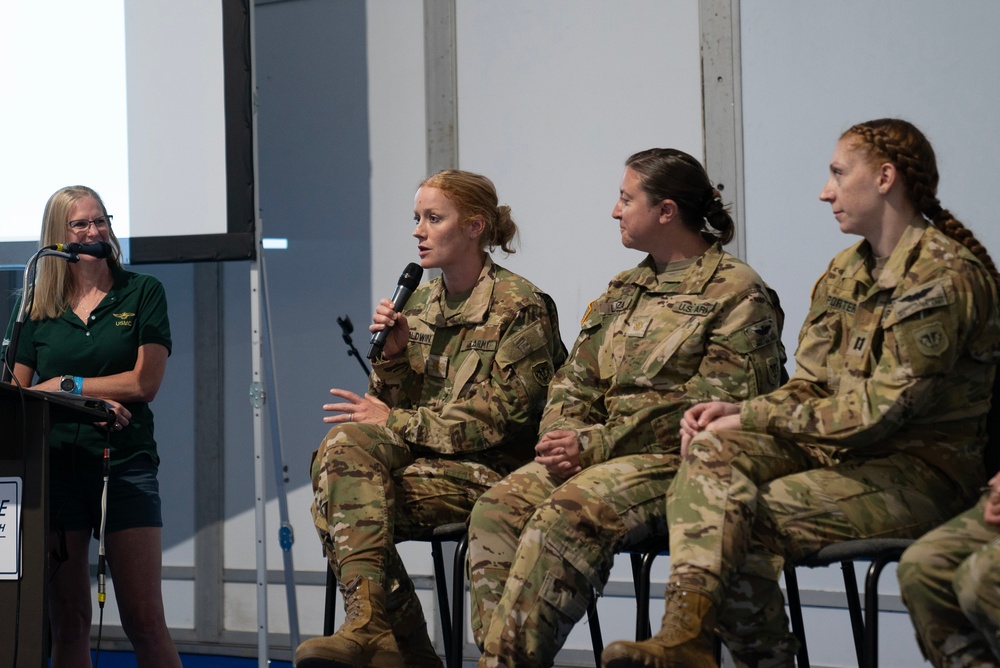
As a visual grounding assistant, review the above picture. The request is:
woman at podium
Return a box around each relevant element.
[4,185,181,668]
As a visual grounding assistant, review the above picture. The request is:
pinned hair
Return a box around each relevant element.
[625,148,734,244]
[420,170,519,254]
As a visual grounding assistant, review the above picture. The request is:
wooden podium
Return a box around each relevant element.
[0,384,111,667]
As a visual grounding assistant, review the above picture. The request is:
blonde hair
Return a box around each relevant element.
[420,170,519,254]
[30,185,123,320]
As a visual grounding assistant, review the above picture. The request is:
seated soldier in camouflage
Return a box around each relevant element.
[466,148,786,667]
[897,471,1000,666]
[603,119,1000,668]
[294,170,567,668]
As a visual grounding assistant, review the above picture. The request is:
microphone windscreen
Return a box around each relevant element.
[398,262,423,292]
[92,241,112,258]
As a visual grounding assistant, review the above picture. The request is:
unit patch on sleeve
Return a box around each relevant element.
[913,321,948,357]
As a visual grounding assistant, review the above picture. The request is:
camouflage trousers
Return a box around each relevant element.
[669,429,974,667]
[898,494,1000,667]
[467,453,680,667]
[310,422,503,598]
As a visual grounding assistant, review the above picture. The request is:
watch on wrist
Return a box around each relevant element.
[60,375,76,392]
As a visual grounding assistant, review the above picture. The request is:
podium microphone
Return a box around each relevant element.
[367,262,423,360]
[49,241,112,259]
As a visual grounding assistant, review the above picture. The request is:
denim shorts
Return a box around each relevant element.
[49,450,163,538]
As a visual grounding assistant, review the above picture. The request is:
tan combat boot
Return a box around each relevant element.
[295,576,403,668]
[601,585,717,668]
[388,577,444,668]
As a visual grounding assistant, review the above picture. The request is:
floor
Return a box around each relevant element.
[90,652,293,668]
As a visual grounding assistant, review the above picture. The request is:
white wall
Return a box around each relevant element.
[371,0,702,346]
[368,0,427,306]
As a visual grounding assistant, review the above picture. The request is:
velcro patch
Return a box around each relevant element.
[914,322,948,357]
[893,283,951,321]
[742,320,779,349]
[409,331,433,345]
[669,301,716,316]
[462,339,498,352]
[767,357,782,386]
[598,299,630,315]
[626,317,652,337]
[425,354,449,378]
[533,361,554,386]
[826,295,857,314]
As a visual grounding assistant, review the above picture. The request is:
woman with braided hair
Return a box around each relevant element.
[602,119,1000,667]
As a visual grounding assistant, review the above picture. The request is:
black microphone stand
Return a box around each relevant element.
[336,315,371,378]
[1,246,79,383]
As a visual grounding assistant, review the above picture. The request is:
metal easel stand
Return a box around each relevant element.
[250,223,301,667]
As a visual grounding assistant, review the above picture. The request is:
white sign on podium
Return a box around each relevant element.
[0,477,22,580]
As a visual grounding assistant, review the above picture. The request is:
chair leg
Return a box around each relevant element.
[863,552,903,668]
[782,563,810,668]
[324,560,337,636]
[587,594,604,666]
[629,553,645,641]
[839,561,865,667]
[451,535,469,668]
[636,551,658,641]
[431,539,453,661]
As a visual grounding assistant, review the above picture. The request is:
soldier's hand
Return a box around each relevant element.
[535,430,582,479]
[369,298,410,359]
[323,388,390,427]
[985,472,1000,530]
[680,401,740,456]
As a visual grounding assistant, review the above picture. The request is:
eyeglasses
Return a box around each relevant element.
[66,215,113,232]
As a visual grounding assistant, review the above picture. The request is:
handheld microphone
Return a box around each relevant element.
[367,262,423,360]
[50,241,112,258]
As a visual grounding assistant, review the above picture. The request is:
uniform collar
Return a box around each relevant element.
[629,242,725,295]
[420,255,496,326]
[847,216,929,292]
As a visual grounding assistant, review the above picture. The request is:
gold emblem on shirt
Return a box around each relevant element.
[113,311,135,327]
[625,317,652,337]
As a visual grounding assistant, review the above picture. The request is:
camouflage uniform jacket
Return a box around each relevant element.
[370,255,567,472]
[742,220,1000,493]
[542,243,785,468]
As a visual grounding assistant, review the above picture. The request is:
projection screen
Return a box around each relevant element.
[0,0,254,266]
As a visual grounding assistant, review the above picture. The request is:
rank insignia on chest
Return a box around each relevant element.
[847,334,868,357]
[625,317,652,337]
[425,354,449,378]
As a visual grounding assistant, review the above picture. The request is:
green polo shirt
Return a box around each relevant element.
[11,268,171,465]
